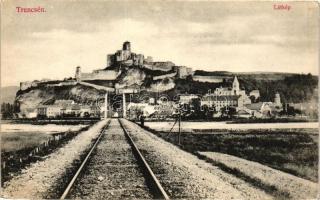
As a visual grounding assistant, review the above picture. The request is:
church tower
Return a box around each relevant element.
[232,76,240,95]
[274,92,281,107]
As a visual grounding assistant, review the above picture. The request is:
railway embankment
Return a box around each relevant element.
[1,120,110,199]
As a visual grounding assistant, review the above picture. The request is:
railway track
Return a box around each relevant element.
[60,119,169,199]
[60,119,111,199]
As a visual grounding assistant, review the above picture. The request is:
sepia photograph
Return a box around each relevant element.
[1,0,319,199]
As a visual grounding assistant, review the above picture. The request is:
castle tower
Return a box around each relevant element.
[232,76,240,95]
[123,41,131,51]
[75,66,81,82]
[274,92,281,107]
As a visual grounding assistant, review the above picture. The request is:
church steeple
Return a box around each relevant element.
[232,76,240,95]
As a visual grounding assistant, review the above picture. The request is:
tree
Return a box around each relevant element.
[249,95,256,103]
[220,106,237,119]
[1,103,14,119]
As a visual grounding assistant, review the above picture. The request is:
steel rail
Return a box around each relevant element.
[60,120,111,200]
[118,118,170,200]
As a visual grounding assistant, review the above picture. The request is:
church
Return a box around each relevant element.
[201,76,251,111]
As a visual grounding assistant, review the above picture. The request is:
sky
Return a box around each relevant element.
[1,0,319,87]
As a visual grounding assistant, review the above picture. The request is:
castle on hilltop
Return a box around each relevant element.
[75,41,193,82]
[107,41,145,67]
[19,41,194,91]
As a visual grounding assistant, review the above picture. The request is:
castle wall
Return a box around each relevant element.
[81,70,119,81]
[107,54,115,67]
[145,56,153,63]
[79,81,115,92]
[20,82,33,90]
[133,54,144,65]
[174,66,193,78]
[153,72,177,80]
[46,81,77,87]
[193,76,224,83]
[20,80,50,90]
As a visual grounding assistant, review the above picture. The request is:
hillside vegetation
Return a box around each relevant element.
[14,67,318,114]
[160,73,317,103]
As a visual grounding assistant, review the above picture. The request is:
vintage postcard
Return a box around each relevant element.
[1,0,319,199]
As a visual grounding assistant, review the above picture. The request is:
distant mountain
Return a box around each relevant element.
[1,86,19,104]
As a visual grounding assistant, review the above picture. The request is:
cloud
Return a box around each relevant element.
[1,1,318,87]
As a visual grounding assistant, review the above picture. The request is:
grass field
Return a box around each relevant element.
[1,132,53,152]
[149,127,318,182]
[1,124,88,152]
[1,123,93,184]
[145,121,319,131]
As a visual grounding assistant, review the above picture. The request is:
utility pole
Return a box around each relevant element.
[178,105,181,145]
[104,92,108,119]
[123,93,127,118]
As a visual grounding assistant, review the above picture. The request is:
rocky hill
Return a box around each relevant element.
[15,64,318,115]
[16,84,105,115]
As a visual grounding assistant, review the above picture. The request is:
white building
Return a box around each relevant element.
[201,95,242,111]
[201,76,251,111]
[37,105,61,118]
[179,94,199,104]
[250,90,260,99]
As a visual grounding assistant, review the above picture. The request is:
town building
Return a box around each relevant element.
[274,92,282,107]
[37,105,61,118]
[201,76,251,112]
[212,76,251,105]
[201,95,242,111]
[179,94,200,104]
[250,90,260,99]
[37,100,100,118]
[243,93,283,118]
[245,102,276,118]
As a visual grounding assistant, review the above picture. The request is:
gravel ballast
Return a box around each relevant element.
[121,119,273,199]
[1,120,109,199]
[199,151,318,199]
[69,119,153,199]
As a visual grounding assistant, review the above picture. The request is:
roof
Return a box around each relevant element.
[250,90,260,93]
[233,76,239,83]
[54,100,75,107]
[202,95,240,101]
[37,104,61,109]
[237,110,251,115]
[215,87,231,91]
[71,104,81,110]
[81,105,91,109]
[90,105,100,110]
[245,102,263,111]
[179,94,199,98]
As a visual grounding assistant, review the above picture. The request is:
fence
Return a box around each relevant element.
[1,126,90,184]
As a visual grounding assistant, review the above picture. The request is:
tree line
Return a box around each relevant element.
[1,103,19,119]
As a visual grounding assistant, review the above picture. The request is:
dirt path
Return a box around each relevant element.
[1,120,109,199]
